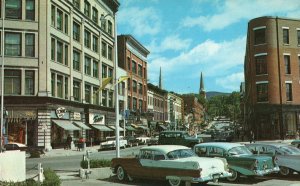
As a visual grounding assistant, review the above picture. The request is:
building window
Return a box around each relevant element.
[255,55,267,75]
[51,38,55,60]
[127,79,131,90]
[56,41,63,63]
[108,91,113,107]
[283,28,289,44]
[73,50,80,71]
[51,73,55,96]
[92,7,98,23]
[101,19,106,31]
[127,57,131,71]
[139,99,143,111]
[133,98,137,110]
[84,0,90,17]
[286,83,292,101]
[132,61,137,74]
[65,77,68,99]
[64,14,68,34]
[25,33,35,57]
[64,45,68,65]
[73,0,80,9]
[138,65,142,77]
[93,86,99,105]
[84,30,91,48]
[84,56,91,75]
[57,9,63,31]
[298,30,300,45]
[26,0,35,20]
[144,68,147,79]
[85,84,91,103]
[4,70,21,95]
[108,46,112,60]
[132,80,137,92]
[138,83,143,94]
[51,5,55,26]
[92,35,98,52]
[108,68,113,83]
[5,32,21,56]
[102,64,107,78]
[6,0,22,19]
[284,55,291,74]
[73,22,80,42]
[256,83,268,102]
[25,71,34,95]
[57,75,63,98]
[73,80,81,101]
[102,90,107,106]
[108,20,112,36]
[101,42,107,57]
[254,28,265,45]
[93,60,98,78]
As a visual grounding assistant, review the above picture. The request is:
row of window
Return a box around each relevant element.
[4,69,34,95]
[127,57,147,78]
[2,0,35,21]
[254,26,300,45]
[256,82,293,102]
[255,53,299,75]
[127,79,146,95]
[128,96,145,111]
[1,32,35,57]
[148,96,164,108]
[51,72,114,107]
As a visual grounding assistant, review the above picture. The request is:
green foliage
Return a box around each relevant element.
[80,159,111,169]
[42,168,61,186]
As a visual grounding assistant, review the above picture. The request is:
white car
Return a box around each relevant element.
[99,136,127,150]
[111,145,232,186]
[136,136,151,145]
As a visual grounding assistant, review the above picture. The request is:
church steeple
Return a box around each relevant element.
[199,72,206,98]
[159,66,163,89]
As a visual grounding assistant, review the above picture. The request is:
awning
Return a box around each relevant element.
[159,124,167,130]
[91,125,113,131]
[52,120,80,131]
[73,121,91,130]
[125,126,136,131]
[108,126,124,131]
[139,125,149,130]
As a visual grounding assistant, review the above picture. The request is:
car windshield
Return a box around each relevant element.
[279,146,300,155]
[228,146,252,156]
[167,149,196,159]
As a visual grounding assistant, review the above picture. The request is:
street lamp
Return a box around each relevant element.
[0,0,5,153]
[100,13,120,157]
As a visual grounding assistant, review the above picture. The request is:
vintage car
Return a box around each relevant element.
[246,143,300,176]
[147,136,159,146]
[194,142,279,181]
[158,131,201,147]
[124,136,139,147]
[136,136,151,145]
[99,136,127,150]
[291,140,300,148]
[111,145,232,186]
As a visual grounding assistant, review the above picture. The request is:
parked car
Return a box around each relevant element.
[124,136,139,147]
[99,136,127,151]
[194,142,279,182]
[158,131,201,147]
[291,140,300,148]
[111,145,232,186]
[213,131,234,142]
[136,136,151,145]
[4,142,28,152]
[147,136,159,146]
[246,143,300,176]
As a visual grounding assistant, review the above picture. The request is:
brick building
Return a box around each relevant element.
[244,16,300,140]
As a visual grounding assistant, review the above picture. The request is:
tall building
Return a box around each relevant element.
[117,35,149,130]
[244,16,300,140]
[1,0,120,150]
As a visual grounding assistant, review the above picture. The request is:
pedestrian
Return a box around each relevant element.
[77,136,85,151]
[66,134,72,150]
[249,130,255,144]
[296,130,300,140]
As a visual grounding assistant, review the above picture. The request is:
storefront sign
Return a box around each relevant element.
[56,107,67,118]
[73,112,81,120]
[89,113,105,124]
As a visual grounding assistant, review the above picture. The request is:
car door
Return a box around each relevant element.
[138,150,156,179]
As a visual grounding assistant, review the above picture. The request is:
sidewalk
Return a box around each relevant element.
[42,145,100,158]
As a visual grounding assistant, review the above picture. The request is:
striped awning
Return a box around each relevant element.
[125,126,136,131]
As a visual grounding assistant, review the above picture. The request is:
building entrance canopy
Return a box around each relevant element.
[73,121,91,130]
[108,126,124,131]
[52,120,80,131]
[91,125,113,131]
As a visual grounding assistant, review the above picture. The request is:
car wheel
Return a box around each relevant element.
[279,166,290,176]
[226,169,239,182]
[168,178,181,186]
[116,166,127,181]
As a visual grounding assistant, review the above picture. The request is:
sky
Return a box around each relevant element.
[117,0,300,94]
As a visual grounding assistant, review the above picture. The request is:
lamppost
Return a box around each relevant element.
[0,0,5,153]
[100,13,120,157]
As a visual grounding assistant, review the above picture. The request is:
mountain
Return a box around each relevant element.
[206,91,230,99]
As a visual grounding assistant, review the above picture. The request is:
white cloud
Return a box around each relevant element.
[146,35,192,54]
[118,7,161,37]
[183,0,300,31]
[216,72,244,91]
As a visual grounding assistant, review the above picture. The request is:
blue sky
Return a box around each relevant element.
[117,0,300,93]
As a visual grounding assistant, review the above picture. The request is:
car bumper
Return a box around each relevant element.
[99,144,115,150]
[192,171,232,182]
[254,166,280,176]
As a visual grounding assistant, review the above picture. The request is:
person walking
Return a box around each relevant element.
[66,134,72,150]
[296,130,299,140]
[249,130,255,144]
